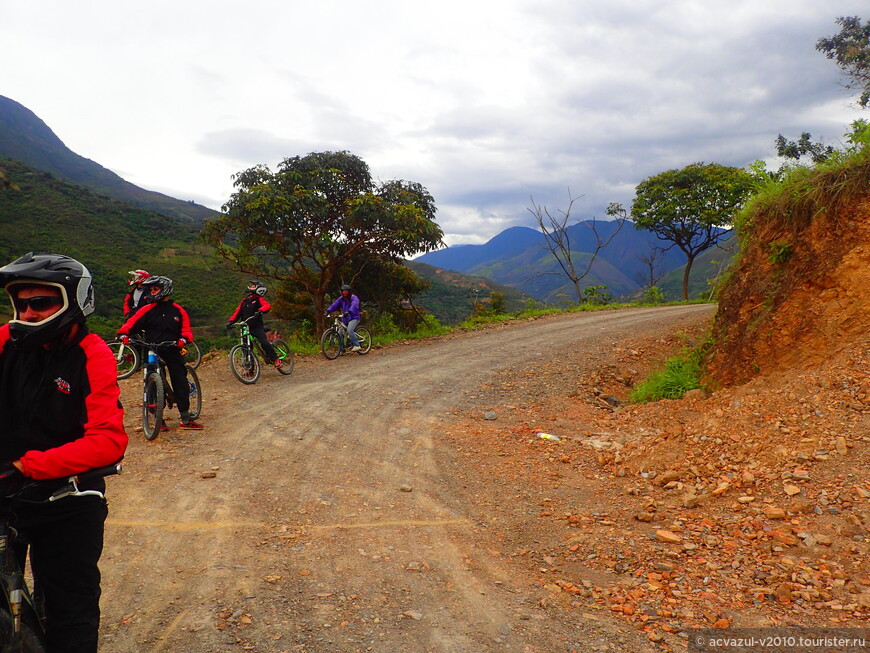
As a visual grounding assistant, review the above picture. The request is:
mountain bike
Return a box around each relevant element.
[108,338,201,380]
[227,317,294,385]
[0,462,122,652]
[135,340,202,440]
[320,313,372,360]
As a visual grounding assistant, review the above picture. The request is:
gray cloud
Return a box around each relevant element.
[4,0,866,247]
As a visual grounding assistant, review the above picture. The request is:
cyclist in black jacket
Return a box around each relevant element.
[0,252,128,653]
[226,281,282,368]
[117,276,203,430]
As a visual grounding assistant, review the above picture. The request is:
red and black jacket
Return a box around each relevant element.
[0,325,128,480]
[228,295,271,326]
[118,300,194,345]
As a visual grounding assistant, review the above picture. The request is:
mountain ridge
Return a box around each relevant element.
[0,95,216,224]
[417,220,722,302]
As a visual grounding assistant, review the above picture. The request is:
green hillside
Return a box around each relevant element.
[0,158,244,335]
[0,157,523,337]
[472,248,639,304]
[406,260,536,324]
[0,95,216,224]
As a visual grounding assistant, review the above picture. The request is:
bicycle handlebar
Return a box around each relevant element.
[49,462,123,502]
[2,462,122,503]
[227,314,261,330]
[127,339,182,349]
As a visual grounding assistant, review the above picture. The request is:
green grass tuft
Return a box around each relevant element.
[630,354,701,403]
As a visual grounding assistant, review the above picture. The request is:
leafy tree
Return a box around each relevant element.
[527,191,624,305]
[202,151,443,333]
[774,133,835,165]
[817,16,870,108]
[337,252,431,331]
[616,162,754,300]
[488,291,506,315]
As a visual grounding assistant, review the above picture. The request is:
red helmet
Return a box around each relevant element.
[128,269,151,286]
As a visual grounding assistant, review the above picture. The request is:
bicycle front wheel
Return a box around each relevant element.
[142,372,165,441]
[355,327,372,355]
[272,339,294,375]
[108,341,140,379]
[320,329,342,360]
[0,607,47,652]
[186,364,203,419]
[229,345,260,384]
[182,340,202,369]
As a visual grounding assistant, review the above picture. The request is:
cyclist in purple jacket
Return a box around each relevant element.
[326,285,362,352]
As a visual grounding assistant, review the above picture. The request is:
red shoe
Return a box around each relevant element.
[159,420,169,432]
[180,420,203,430]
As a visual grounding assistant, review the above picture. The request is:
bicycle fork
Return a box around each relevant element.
[0,526,25,637]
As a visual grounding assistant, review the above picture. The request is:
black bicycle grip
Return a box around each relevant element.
[73,462,123,483]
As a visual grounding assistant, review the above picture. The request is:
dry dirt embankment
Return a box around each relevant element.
[97,304,715,653]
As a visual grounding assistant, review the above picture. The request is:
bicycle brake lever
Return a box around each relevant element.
[49,477,106,502]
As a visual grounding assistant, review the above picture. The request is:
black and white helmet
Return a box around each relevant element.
[0,252,95,346]
[246,280,267,297]
[141,275,174,300]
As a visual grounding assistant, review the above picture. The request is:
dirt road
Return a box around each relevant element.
[99,304,715,652]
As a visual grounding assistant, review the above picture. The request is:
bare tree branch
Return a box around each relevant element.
[527,191,625,304]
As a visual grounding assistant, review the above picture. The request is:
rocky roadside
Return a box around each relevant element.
[438,325,868,651]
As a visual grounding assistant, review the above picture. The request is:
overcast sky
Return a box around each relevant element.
[3,1,867,246]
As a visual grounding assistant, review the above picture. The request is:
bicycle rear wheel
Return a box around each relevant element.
[229,345,260,384]
[355,327,372,355]
[321,329,344,360]
[271,339,294,375]
[182,341,202,369]
[185,364,202,419]
[108,341,140,379]
[142,372,164,441]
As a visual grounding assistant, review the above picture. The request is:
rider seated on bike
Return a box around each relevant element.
[0,252,128,653]
[225,281,282,368]
[122,268,154,318]
[117,276,203,430]
[326,284,362,352]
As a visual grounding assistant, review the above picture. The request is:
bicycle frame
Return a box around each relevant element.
[133,340,201,438]
[235,319,270,362]
[329,315,358,347]
[0,463,121,649]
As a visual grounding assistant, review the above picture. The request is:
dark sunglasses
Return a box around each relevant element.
[13,296,64,312]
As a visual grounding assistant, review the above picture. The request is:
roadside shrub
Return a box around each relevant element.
[583,285,612,305]
[630,354,701,402]
[643,286,665,304]
[488,291,506,315]
[767,240,793,264]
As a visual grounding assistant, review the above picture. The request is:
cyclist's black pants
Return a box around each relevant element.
[12,495,107,653]
[250,323,277,363]
[157,346,190,417]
